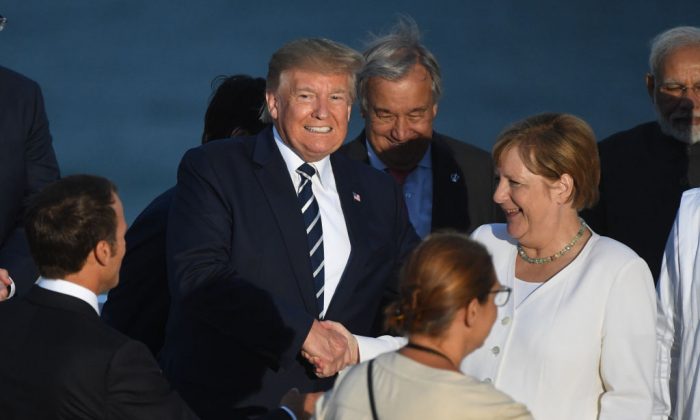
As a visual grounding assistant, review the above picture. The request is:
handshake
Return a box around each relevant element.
[301,319,359,377]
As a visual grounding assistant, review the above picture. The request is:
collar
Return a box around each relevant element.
[36,278,100,315]
[365,136,432,171]
[273,126,332,187]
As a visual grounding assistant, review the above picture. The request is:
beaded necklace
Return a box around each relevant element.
[517,218,588,264]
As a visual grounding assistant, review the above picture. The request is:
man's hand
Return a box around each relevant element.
[280,388,323,420]
[301,319,350,377]
[319,320,359,365]
[0,268,13,301]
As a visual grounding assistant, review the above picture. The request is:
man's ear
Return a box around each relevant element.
[93,240,112,266]
[265,91,279,120]
[646,73,656,102]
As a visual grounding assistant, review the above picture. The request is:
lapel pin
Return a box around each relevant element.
[353,192,361,202]
[450,173,460,183]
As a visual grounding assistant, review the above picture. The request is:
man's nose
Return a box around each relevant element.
[312,98,329,119]
[390,118,412,142]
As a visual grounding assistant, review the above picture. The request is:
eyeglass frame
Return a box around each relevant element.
[487,286,512,307]
[658,82,700,98]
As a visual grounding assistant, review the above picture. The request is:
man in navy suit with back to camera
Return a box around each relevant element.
[159,37,418,419]
[0,175,198,419]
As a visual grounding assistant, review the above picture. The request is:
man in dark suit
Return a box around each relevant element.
[582,26,700,280]
[0,175,198,419]
[159,38,419,419]
[341,18,499,237]
[102,75,268,356]
[0,65,60,300]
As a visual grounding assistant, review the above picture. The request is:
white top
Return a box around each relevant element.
[314,351,533,420]
[656,188,700,419]
[461,224,657,420]
[36,278,100,315]
[273,127,351,318]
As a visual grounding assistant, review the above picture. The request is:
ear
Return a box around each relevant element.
[464,298,480,328]
[93,240,112,267]
[265,91,279,120]
[347,103,352,122]
[552,173,574,205]
[431,102,438,119]
[645,73,656,102]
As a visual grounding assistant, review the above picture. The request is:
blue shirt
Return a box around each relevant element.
[367,142,433,238]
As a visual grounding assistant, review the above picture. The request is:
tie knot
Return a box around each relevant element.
[297,163,316,179]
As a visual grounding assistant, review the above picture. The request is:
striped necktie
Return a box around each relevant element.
[296,163,324,317]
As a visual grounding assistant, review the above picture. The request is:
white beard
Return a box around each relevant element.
[656,108,700,144]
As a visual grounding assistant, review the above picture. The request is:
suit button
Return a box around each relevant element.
[501,316,511,325]
[492,346,500,355]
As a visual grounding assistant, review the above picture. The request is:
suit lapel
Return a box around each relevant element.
[324,153,370,319]
[252,130,317,315]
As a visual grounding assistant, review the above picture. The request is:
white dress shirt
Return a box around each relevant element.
[657,188,700,420]
[36,277,100,315]
[273,128,351,318]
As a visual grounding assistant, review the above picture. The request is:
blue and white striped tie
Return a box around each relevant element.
[296,163,324,317]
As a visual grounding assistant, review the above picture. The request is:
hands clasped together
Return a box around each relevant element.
[301,320,359,377]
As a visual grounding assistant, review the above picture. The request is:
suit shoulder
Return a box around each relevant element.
[436,133,490,158]
[598,121,658,152]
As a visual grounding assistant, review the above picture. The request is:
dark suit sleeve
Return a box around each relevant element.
[106,340,199,419]
[167,148,310,368]
[0,79,60,295]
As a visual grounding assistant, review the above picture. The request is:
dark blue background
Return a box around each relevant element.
[2,1,699,221]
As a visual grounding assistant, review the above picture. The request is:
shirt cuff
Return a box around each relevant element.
[279,405,297,420]
[6,276,15,299]
[354,334,407,362]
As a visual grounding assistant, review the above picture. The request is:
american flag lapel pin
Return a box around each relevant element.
[353,192,361,202]
[450,173,460,183]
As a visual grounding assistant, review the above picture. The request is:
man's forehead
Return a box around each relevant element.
[278,68,351,88]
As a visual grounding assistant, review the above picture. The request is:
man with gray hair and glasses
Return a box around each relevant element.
[583,26,700,281]
[342,17,499,238]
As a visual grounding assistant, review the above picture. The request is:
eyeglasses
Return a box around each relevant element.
[659,82,700,98]
[487,286,512,307]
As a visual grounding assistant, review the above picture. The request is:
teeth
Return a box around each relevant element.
[305,126,332,133]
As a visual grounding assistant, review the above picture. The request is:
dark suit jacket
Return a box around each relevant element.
[159,127,418,419]
[581,121,691,280]
[0,286,198,420]
[341,131,500,234]
[0,66,60,295]
[103,187,175,356]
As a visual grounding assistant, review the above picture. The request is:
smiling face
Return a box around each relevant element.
[364,63,437,170]
[648,45,700,143]
[266,68,352,162]
[493,146,561,246]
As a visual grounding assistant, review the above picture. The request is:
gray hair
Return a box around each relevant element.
[261,38,364,123]
[357,16,441,114]
[649,26,700,77]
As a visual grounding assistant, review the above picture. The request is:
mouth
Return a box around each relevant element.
[502,208,521,218]
[305,126,332,134]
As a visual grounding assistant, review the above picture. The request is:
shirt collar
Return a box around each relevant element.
[36,278,100,315]
[273,126,332,187]
[365,136,432,171]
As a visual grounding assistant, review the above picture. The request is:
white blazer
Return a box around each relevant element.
[462,224,657,420]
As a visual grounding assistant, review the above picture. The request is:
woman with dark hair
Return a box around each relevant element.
[460,113,657,419]
[314,232,533,419]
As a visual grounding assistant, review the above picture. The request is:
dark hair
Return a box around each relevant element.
[386,232,496,336]
[201,74,267,143]
[25,175,118,279]
[493,113,600,210]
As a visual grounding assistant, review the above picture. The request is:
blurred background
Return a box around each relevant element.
[2,1,699,222]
